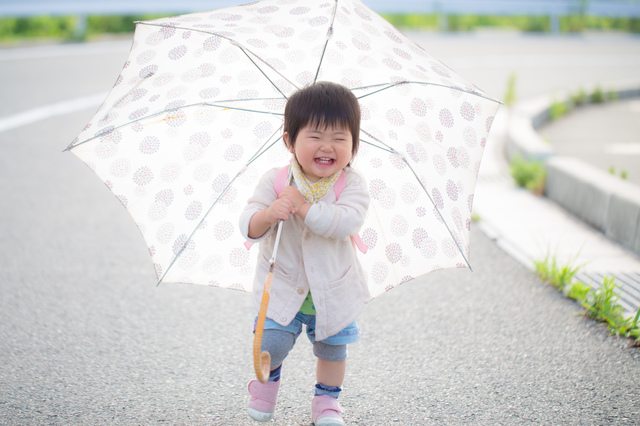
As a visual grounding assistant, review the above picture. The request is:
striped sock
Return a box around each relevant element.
[268,364,282,383]
[314,382,341,399]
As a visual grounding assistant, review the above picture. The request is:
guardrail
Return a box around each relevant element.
[2,0,640,35]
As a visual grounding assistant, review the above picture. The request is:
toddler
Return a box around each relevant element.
[239,81,370,425]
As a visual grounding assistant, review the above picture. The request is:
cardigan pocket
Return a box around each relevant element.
[325,265,361,322]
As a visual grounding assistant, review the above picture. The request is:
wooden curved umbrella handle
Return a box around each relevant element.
[253,270,273,383]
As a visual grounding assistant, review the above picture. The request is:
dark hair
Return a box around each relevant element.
[283,81,360,156]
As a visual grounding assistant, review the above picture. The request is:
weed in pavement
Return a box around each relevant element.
[510,155,546,195]
[534,254,640,346]
[534,251,582,292]
[581,277,640,341]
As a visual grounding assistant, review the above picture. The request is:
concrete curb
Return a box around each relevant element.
[505,80,640,256]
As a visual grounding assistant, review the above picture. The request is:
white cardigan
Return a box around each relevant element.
[239,166,371,341]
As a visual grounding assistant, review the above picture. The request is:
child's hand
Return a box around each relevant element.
[264,198,294,224]
[279,186,306,212]
[279,186,311,219]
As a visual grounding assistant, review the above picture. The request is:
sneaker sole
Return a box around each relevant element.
[247,407,274,422]
[314,418,345,426]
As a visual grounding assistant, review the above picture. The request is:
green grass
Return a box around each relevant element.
[571,88,588,107]
[503,73,517,107]
[509,155,546,194]
[2,13,640,42]
[549,97,572,121]
[0,14,168,42]
[590,86,606,103]
[534,253,640,346]
[534,251,582,292]
[581,277,640,340]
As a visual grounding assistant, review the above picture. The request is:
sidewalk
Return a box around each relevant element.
[473,107,640,316]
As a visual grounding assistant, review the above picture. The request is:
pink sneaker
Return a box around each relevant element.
[247,380,280,422]
[312,395,344,426]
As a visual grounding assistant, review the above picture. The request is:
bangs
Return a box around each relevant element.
[284,82,361,155]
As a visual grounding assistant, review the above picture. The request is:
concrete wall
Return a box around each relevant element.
[505,80,640,256]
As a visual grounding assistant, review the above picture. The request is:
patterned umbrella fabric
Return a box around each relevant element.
[68,0,501,298]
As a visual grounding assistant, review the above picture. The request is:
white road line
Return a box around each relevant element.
[0,92,107,134]
[0,40,131,61]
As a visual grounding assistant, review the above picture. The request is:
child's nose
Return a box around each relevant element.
[319,140,333,151]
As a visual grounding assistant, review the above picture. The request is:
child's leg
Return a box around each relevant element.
[261,329,296,380]
[313,341,347,392]
[311,342,347,425]
[316,358,346,387]
[248,329,296,422]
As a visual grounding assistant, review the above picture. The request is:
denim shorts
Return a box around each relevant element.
[258,312,361,345]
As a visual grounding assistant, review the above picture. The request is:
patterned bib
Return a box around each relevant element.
[291,157,342,203]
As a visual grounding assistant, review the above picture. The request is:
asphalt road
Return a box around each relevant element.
[1,32,640,425]
[539,99,640,185]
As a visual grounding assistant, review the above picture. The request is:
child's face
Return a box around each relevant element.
[284,124,353,183]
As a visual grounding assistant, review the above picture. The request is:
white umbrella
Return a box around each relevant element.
[68,0,500,313]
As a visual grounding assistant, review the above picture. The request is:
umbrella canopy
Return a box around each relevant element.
[68,0,500,298]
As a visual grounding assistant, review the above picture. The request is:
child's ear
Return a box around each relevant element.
[283,132,295,154]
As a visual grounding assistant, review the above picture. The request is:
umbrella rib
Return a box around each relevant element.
[313,0,339,83]
[360,129,397,153]
[246,126,284,166]
[158,126,285,284]
[204,103,284,117]
[355,82,404,100]
[238,48,290,100]
[359,138,395,154]
[356,80,501,104]
[358,132,472,268]
[137,21,300,95]
[68,102,282,148]
[403,158,472,269]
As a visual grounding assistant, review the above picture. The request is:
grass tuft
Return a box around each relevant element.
[509,155,546,195]
[534,253,640,346]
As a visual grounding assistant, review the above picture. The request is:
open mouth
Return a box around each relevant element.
[315,157,335,165]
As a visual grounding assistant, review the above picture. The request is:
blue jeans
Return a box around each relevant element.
[261,312,361,345]
[255,312,361,366]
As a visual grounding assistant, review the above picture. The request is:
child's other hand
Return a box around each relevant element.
[265,198,294,224]
[279,186,311,219]
[279,186,305,212]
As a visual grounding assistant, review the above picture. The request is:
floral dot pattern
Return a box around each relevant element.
[390,215,409,236]
[386,243,402,263]
[69,0,500,296]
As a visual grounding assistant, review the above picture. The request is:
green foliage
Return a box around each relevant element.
[571,88,588,107]
[534,253,640,344]
[504,73,517,107]
[4,12,640,42]
[534,252,581,292]
[549,98,571,121]
[561,15,587,33]
[567,280,591,302]
[0,14,167,41]
[510,155,546,194]
[85,15,137,35]
[381,14,439,29]
[581,277,640,338]
[607,166,629,180]
[0,16,77,40]
[591,86,606,103]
